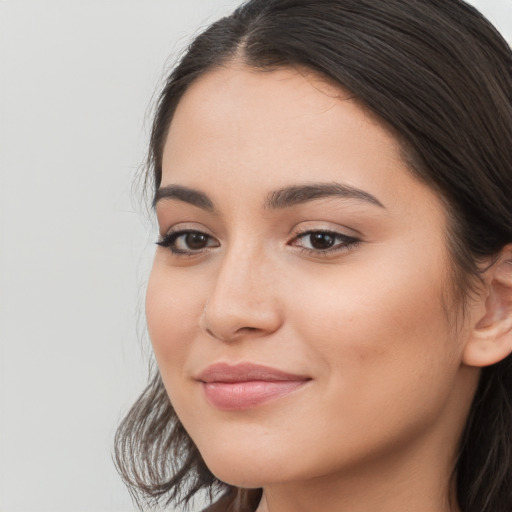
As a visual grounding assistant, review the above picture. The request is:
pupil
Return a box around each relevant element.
[186,232,208,249]
[310,233,335,250]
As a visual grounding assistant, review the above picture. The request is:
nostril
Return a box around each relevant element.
[200,291,283,341]
[204,325,262,342]
[235,326,262,336]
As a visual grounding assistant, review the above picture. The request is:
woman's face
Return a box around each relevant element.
[147,65,478,489]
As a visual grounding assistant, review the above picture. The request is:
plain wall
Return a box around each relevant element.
[0,1,510,511]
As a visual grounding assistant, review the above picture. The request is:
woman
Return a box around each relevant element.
[115,1,512,511]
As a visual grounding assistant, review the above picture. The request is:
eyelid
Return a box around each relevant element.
[158,221,213,237]
[288,225,361,257]
[156,224,220,256]
[289,221,361,240]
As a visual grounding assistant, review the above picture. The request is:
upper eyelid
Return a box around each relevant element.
[293,228,352,236]
[160,222,214,236]
[290,230,359,244]
[290,223,361,239]
[160,228,219,244]
[158,219,362,241]
[160,225,359,239]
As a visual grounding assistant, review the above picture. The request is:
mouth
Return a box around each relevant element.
[196,362,311,411]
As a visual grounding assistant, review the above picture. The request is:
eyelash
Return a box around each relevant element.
[156,229,219,255]
[290,230,360,256]
[156,229,360,257]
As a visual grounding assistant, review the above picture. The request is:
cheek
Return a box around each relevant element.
[303,234,454,348]
[292,246,461,415]
[145,262,203,370]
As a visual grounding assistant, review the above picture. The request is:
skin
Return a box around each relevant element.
[146,64,484,512]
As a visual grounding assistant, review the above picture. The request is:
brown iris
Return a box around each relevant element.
[185,232,210,250]
[309,232,336,250]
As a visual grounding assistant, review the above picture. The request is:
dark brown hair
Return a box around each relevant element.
[115,1,512,511]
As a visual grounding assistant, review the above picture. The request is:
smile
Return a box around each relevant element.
[196,362,311,411]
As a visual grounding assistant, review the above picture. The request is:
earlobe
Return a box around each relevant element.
[463,246,512,368]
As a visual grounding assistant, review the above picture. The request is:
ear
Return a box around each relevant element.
[463,245,512,367]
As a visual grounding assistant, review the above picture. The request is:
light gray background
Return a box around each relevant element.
[0,1,510,511]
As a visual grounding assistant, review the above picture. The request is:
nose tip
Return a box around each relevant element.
[199,258,283,342]
[200,298,282,342]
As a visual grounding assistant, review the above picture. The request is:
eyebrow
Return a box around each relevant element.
[264,182,385,209]
[153,185,215,211]
[153,182,384,211]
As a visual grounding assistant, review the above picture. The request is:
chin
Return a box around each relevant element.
[196,435,301,488]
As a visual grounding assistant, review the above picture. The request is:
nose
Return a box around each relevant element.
[199,244,283,342]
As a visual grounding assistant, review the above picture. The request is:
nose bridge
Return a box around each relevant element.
[201,237,281,340]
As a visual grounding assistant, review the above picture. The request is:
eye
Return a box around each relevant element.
[157,230,219,254]
[291,230,359,254]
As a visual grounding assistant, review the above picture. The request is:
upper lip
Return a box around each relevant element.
[196,362,311,383]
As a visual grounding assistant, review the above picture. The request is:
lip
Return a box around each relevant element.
[196,362,311,411]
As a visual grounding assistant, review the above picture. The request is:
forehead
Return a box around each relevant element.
[162,65,405,192]
[166,65,379,142]
[176,64,351,121]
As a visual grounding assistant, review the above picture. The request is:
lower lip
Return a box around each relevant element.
[202,380,307,411]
